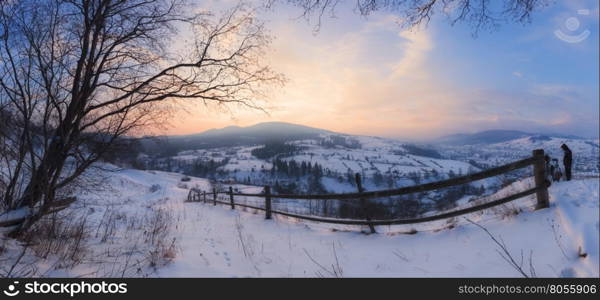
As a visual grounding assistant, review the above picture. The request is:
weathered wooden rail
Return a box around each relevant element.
[187,149,550,231]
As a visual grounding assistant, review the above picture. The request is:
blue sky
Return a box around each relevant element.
[171,0,599,140]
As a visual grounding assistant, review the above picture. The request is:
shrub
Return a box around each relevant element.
[149,184,162,192]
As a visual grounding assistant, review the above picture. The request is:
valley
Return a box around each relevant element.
[134,123,599,196]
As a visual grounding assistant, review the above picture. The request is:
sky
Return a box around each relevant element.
[164,0,599,140]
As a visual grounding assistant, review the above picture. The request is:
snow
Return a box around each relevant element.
[1,165,597,277]
[155,177,598,277]
[150,133,478,192]
[439,136,599,174]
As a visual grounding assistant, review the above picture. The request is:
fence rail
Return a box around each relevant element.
[186,149,550,231]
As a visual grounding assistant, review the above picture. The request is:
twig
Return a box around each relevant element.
[549,218,569,260]
[302,248,336,277]
[331,242,343,277]
[465,218,531,278]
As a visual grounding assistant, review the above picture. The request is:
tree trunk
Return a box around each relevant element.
[9,129,74,236]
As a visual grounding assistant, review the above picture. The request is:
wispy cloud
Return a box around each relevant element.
[165,2,599,139]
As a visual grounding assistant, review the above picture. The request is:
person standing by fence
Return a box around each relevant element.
[561,144,573,181]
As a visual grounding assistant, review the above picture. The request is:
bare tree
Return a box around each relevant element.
[267,0,549,33]
[0,0,283,236]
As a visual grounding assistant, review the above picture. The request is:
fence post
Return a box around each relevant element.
[265,186,272,220]
[203,191,206,203]
[229,186,235,209]
[532,149,550,209]
[187,190,191,202]
[213,188,217,206]
[355,173,376,234]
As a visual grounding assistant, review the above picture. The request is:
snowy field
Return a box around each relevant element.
[169,133,477,188]
[440,136,599,174]
[1,167,598,277]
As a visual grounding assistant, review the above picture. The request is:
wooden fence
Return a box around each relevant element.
[187,149,550,232]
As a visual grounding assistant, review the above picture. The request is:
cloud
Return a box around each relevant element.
[165,4,599,140]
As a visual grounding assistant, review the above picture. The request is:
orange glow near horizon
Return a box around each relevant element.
[155,3,599,140]
[159,17,459,140]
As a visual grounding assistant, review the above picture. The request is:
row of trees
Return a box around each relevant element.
[270,158,324,178]
[189,159,230,179]
[251,141,303,159]
[306,182,488,220]
[318,136,361,149]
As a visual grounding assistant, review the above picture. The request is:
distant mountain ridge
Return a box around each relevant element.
[162,124,587,147]
[141,122,333,154]
[140,123,591,158]
[185,122,332,139]
[436,130,585,145]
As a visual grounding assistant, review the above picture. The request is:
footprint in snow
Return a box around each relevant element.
[559,268,576,278]
[454,264,466,271]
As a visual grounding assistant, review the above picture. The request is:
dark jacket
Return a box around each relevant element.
[562,145,572,165]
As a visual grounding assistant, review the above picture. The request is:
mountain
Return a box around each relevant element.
[437,130,584,145]
[186,122,331,139]
[141,122,332,154]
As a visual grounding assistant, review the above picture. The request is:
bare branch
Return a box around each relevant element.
[1,0,282,235]
[270,0,550,34]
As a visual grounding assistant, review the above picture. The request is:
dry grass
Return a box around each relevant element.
[490,203,522,219]
[144,207,178,269]
[21,211,90,269]
[0,195,179,277]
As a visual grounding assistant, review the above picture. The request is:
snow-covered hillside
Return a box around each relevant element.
[139,125,599,199]
[2,167,597,277]
[148,133,477,193]
[439,136,599,174]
